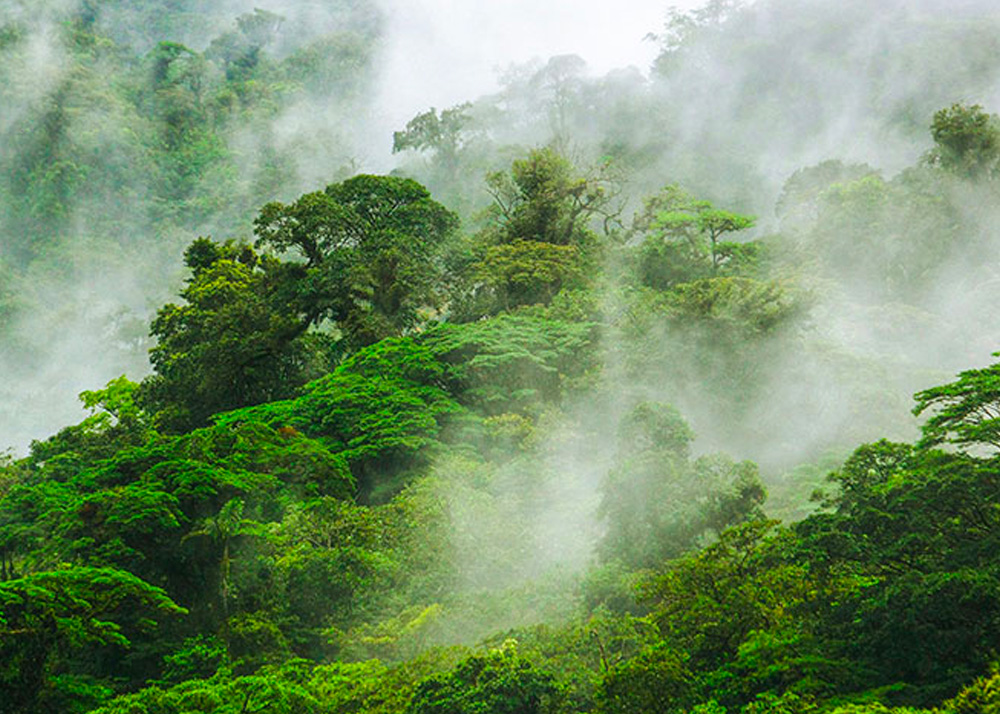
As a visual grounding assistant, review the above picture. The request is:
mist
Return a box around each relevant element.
[7,3,1000,707]
[0,0,694,454]
[370,0,681,150]
[1,0,998,560]
[4,0,1000,643]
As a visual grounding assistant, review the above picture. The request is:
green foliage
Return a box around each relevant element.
[775,156,964,302]
[485,148,614,247]
[0,414,358,673]
[406,642,560,714]
[913,356,1000,451]
[794,435,1000,701]
[0,566,184,713]
[80,376,146,427]
[712,629,849,708]
[651,0,745,75]
[640,523,806,670]
[597,642,693,713]
[14,10,1000,714]
[638,237,712,291]
[90,661,324,714]
[420,314,596,415]
[599,402,766,569]
[620,402,695,456]
[219,337,463,497]
[775,161,878,230]
[1,0,384,451]
[206,9,284,82]
[162,635,227,682]
[618,277,803,442]
[475,239,584,311]
[818,440,914,512]
[658,207,755,271]
[274,496,423,654]
[28,376,152,468]
[450,149,616,318]
[140,239,329,433]
[630,184,757,288]
[282,31,377,96]
[393,104,475,180]
[828,706,928,714]
[926,103,1000,180]
[943,668,1000,714]
[664,277,797,334]
[254,174,459,349]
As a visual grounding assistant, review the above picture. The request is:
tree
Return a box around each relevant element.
[640,522,812,675]
[90,661,325,714]
[795,438,1000,699]
[474,239,583,312]
[406,642,559,714]
[637,185,756,277]
[926,103,1000,180]
[484,148,618,247]
[598,403,766,568]
[775,160,878,232]
[786,167,962,301]
[273,497,412,657]
[420,314,596,415]
[455,149,618,317]
[527,54,587,144]
[618,277,801,442]
[139,238,327,432]
[215,337,463,499]
[393,104,474,182]
[942,669,1000,714]
[651,0,745,75]
[913,356,1000,451]
[182,497,263,633]
[205,9,284,82]
[254,174,459,349]
[596,642,693,714]
[0,567,185,713]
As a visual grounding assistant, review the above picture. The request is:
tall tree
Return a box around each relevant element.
[140,239,326,432]
[254,174,459,349]
[453,149,619,318]
[392,103,474,183]
[636,184,756,278]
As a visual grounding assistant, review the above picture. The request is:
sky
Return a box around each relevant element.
[374,0,698,132]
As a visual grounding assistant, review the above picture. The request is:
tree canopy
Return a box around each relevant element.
[6,5,1000,710]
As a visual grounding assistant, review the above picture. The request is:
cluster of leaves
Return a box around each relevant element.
[511,389,1000,713]
[447,148,618,320]
[253,174,460,350]
[630,184,758,287]
[582,370,1000,712]
[139,239,331,433]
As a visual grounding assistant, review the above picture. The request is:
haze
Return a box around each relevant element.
[374,0,693,142]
